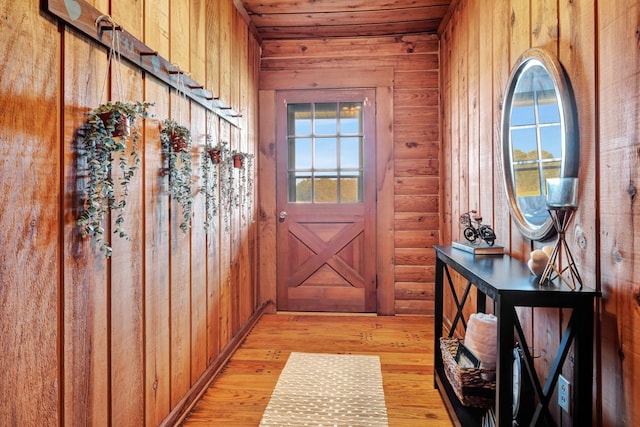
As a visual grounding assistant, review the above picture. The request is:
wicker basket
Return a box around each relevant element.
[440,338,496,408]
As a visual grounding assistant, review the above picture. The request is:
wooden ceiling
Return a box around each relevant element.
[238,0,454,41]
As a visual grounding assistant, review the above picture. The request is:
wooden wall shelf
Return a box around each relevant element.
[433,245,600,426]
[44,0,240,127]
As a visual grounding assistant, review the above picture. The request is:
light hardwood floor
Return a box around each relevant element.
[181,313,453,426]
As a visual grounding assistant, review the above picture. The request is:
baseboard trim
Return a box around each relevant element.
[159,301,271,426]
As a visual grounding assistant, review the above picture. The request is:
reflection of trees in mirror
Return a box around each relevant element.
[512,148,560,197]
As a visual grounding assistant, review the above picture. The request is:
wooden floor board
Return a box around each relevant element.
[181,313,452,426]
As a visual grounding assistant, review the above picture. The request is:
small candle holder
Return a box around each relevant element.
[539,178,583,290]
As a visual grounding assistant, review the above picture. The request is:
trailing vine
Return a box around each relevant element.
[202,134,220,232]
[160,118,194,233]
[244,153,255,223]
[218,141,234,232]
[77,101,153,257]
[233,151,255,224]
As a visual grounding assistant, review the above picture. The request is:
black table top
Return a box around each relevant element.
[434,245,600,302]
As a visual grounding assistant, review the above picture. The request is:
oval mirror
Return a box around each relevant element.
[501,48,579,241]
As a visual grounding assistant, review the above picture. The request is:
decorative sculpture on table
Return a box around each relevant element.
[539,178,583,289]
[460,210,497,246]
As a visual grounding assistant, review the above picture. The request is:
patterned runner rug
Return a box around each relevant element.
[259,352,389,426]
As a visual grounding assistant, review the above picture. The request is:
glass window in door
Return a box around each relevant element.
[287,102,364,203]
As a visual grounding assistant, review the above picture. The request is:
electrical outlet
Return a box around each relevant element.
[558,375,571,413]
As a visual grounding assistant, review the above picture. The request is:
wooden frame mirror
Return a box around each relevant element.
[501,47,579,241]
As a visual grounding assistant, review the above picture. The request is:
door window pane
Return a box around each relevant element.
[339,102,363,134]
[289,172,312,203]
[289,138,312,169]
[340,137,362,169]
[287,101,364,203]
[288,104,311,135]
[315,138,337,169]
[314,175,338,203]
[314,103,337,135]
[340,171,362,203]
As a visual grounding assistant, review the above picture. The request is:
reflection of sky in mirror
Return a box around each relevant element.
[511,104,535,126]
[515,63,554,92]
[538,100,560,123]
[510,94,560,126]
[510,127,562,159]
[540,126,562,157]
[509,69,562,163]
[511,128,537,158]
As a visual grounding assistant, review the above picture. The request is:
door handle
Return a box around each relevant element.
[279,211,288,221]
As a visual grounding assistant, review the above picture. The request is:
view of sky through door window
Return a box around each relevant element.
[287,101,364,203]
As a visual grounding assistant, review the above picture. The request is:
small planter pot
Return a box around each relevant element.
[208,149,221,164]
[233,154,244,168]
[171,133,189,153]
[99,112,130,137]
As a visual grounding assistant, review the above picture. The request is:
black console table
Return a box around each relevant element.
[433,245,600,427]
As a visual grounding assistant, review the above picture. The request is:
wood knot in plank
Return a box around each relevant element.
[405,141,419,148]
[612,248,623,264]
[628,182,636,199]
[574,225,587,250]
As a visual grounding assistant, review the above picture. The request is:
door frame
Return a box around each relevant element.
[258,68,395,315]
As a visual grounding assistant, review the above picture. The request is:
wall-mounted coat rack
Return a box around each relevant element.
[44,0,241,127]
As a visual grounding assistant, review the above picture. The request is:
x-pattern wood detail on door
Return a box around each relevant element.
[286,220,365,289]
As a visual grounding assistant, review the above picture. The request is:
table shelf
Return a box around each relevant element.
[433,245,600,427]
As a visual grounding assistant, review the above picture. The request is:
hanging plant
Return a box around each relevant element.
[233,152,255,225]
[244,153,255,223]
[202,134,220,232]
[218,141,234,232]
[231,150,245,209]
[77,15,155,257]
[160,118,194,233]
[77,101,154,257]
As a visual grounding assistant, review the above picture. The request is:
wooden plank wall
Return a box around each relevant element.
[258,35,440,315]
[441,0,640,425]
[0,0,260,425]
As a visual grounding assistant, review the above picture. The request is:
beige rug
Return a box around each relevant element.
[259,352,389,426]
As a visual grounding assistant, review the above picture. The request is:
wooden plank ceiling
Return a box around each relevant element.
[238,0,454,40]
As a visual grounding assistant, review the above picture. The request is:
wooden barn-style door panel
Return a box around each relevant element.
[276,89,377,312]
